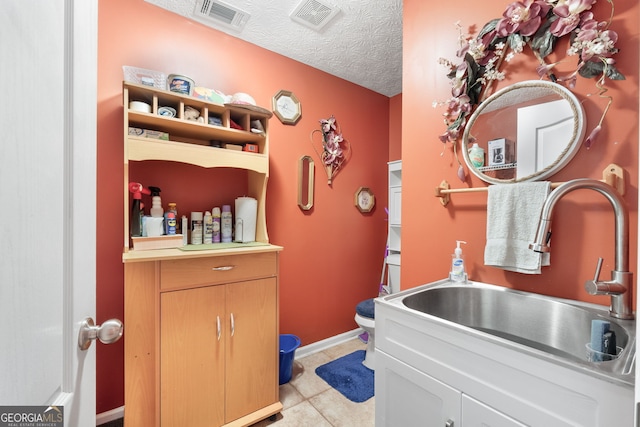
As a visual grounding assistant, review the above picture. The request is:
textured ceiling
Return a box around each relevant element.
[144,0,403,97]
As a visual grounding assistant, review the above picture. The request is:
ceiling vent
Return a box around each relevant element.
[193,0,250,32]
[290,0,340,31]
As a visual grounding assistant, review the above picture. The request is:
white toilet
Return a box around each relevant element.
[354,255,401,370]
[355,299,376,369]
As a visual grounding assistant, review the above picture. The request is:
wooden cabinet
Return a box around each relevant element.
[160,276,277,426]
[125,251,282,427]
[122,82,283,426]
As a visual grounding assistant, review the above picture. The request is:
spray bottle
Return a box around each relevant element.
[149,187,163,218]
[129,182,151,237]
[449,240,468,283]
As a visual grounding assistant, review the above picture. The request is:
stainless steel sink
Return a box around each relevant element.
[401,281,635,378]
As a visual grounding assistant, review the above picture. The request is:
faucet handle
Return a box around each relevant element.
[592,257,604,282]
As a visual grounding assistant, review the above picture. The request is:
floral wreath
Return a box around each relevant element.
[434,0,624,181]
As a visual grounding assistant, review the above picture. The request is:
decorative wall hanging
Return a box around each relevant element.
[434,0,625,181]
[354,187,376,213]
[310,115,351,185]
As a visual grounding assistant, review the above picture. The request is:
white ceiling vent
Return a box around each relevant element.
[193,0,250,32]
[290,0,340,31]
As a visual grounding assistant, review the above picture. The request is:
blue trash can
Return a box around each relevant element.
[279,334,301,385]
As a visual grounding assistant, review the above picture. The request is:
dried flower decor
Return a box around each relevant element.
[310,115,352,185]
[435,0,625,180]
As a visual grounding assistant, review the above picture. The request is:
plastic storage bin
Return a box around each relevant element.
[279,334,301,385]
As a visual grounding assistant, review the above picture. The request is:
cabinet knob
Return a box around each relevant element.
[216,315,221,341]
[445,419,454,427]
[230,313,235,337]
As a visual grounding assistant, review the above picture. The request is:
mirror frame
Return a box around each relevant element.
[297,155,315,210]
[462,80,586,185]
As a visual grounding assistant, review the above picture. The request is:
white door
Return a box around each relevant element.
[0,1,103,426]
[516,99,574,179]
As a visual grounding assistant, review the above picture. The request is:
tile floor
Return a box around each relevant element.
[251,337,374,427]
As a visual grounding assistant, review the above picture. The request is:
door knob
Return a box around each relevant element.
[78,317,123,351]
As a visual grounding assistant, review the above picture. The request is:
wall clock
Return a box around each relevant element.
[272,90,301,125]
[355,187,375,213]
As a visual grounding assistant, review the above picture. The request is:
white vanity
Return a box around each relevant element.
[375,280,634,426]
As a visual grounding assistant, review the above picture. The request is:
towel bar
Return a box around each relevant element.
[435,163,625,206]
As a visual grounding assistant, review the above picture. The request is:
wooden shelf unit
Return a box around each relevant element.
[122,81,273,256]
[122,82,283,427]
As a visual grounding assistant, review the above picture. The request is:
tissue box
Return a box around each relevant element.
[488,138,515,166]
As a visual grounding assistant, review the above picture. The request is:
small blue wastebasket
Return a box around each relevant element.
[279,334,301,385]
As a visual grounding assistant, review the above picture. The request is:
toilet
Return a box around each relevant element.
[354,254,401,370]
[354,298,376,369]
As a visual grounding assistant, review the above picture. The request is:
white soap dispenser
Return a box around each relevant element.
[450,240,468,283]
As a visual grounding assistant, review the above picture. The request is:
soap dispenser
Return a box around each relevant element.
[450,240,468,283]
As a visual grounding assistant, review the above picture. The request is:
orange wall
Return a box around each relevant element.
[97,0,391,413]
[389,94,402,161]
[402,0,638,303]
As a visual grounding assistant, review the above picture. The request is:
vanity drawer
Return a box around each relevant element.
[160,252,277,290]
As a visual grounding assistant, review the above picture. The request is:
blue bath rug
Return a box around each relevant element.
[315,350,374,403]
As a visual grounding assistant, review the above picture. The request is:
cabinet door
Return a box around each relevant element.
[376,351,460,427]
[225,277,278,422]
[161,286,226,427]
[462,395,527,427]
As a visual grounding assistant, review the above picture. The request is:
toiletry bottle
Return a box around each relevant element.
[181,215,188,246]
[167,203,179,233]
[468,143,485,168]
[212,207,221,243]
[149,187,163,218]
[203,210,213,244]
[221,205,233,243]
[450,240,468,282]
[191,212,203,245]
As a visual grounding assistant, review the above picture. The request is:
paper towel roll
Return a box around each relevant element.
[235,197,257,243]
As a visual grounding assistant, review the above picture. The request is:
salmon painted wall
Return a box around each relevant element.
[389,94,402,161]
[97,0,390,413]
[402,0,638,306]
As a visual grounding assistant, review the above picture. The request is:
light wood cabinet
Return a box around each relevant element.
[160,276,278,426]
[125,251,282,427]
[122,82,283,426]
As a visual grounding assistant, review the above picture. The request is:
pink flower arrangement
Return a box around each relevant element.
[435,0,624,169]
[311,115,351,185]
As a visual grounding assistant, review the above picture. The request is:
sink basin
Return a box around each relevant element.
[401,281,635,378]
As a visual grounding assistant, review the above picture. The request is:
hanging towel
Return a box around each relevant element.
[484,182,551,274]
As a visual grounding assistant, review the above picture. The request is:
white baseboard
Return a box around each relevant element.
[294,328,362,359]
[96,330,362,424]
[96,406,124,425]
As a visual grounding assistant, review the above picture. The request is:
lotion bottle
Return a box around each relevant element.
[203,211,213,244]
[221,205,233,243]
[449,240,468,282]
[212,207,221,243]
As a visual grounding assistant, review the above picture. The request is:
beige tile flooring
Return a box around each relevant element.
[251,337,374,427]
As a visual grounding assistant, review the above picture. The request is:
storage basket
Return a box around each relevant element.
[123,66,166,90]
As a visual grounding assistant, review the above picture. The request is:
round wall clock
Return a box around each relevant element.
[355,187,375,213]
[272,90,302,125]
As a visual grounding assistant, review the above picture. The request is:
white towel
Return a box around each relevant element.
[484,182,551,274]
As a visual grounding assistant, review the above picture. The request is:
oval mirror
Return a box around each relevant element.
[462,80,586,184]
